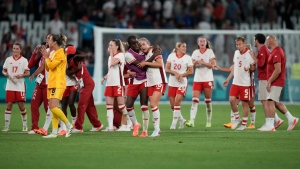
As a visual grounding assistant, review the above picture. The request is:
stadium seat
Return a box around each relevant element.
[262,23,271,30]
[239,23,249,30]
[8,13,16,22]
[250,23,260,30]
[17,14,27,23]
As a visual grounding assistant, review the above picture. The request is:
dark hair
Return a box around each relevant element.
[127,36,137,44]
[254,33,266,44]
[51,34,67,47]
[13,42,22,49]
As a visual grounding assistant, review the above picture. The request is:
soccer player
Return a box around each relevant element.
[40,34,73,138]
[166,42,193,129]
[102,39,129,132]
[223,36,256,130]
[27,43,48,134]
[2,43,30,132]
[138,37,167,137]
[186,36,216,128]
[258,35,298,131]
[65,45,103,133]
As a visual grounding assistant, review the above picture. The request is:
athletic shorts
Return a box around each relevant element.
[192,81,214,93]
[267,86,282,102]
[148,83,167,96]
[229,84,251,101]
[6,91,26,102]
[168,86,187,97]
[104,86,125,97]
[47,88,65,100]
[63,85,78,97]
[258,80,268,100]
[126,82,147,98]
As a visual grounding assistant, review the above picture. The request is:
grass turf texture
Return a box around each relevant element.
[0,103,299,169]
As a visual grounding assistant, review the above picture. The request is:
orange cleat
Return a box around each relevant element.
[34,128,48,136]
[223,122,232,128]
[139,131,148,137]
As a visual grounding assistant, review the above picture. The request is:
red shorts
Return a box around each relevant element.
[168,86,187,97]
[104,86,125,97]
[230,84,251,101]
[148,83,167,96]
[126,82,147,98]
[192,81,214,93]
[6,90,26,102]
[63,85,78,97]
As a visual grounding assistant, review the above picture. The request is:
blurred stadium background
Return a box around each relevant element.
[0,0,300,103]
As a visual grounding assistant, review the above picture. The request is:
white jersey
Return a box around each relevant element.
[232,49,255,86]
[145,49,167,87]
[166,53,193,87]
[106,52,125,86]
[66,75,77,86]
[191,48,215,82]
[45,49,55,85]
[3,56,29,92]
[125,52,146,84]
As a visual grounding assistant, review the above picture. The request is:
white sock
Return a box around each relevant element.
[205,99,212,122]
[233,111,240,120]
[152,106,160,130]
[284,111,294,121]
[20,109,27,127]
[249,107,256,124]
[106,104,114,129]
[59,120,67,131]
[5,110,11,128]
[43,108,52,130]
[230,110,235,122]
[266,118,275,127]
[190,97,199,123]
[127,107,138,125]
[52,128,58,135]
[171,106,180,126]
[241,117,248,126]
[141,105,149,132]
[72,116,77,124]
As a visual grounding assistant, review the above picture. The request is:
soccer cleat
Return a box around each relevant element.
[258,125,275,132]
[287,118,299,131]
[206,122,211,127]
[132,123,141,136]
[236,125,246,130]
[223,122,232,128]
[178,119,186,129]
[90,124,104,132]
[2,127,9,132]
[65,124,73,138]
[27,130,36,134]
[58,130,66,136]
[274,119,284,129]
[170,124,176,130]
[149,129,161,137]
[43,133,58,138]
[72,128,83,133]
[101,127,114,132]
[139,131,148,137]
[34,128,48,136]
[231,119,241,129]
[22,126,28,132]
[247,123,255,129]
[116,125,130,132]
[185,120,194,127]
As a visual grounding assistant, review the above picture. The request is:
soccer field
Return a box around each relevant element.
[0,103,300,169]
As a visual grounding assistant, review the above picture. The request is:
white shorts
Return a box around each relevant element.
[258,80,268,101]
[267,86,282,102]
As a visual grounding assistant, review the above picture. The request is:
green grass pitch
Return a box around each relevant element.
[0,103,300,169]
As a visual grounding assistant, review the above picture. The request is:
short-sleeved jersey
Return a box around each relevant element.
[232,49,255,86]
[267,46,286,87]
[167,52,193,87]
[256,45,269,80]
[106,52,125,86]
[191,48,215,82]
[66,75,77,86]
[45,48,67,89]
[3,56,29,92]
[145,48,167,87]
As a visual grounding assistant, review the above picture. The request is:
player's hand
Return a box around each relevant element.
[198,59,205,65]
[40,45,49,58]
[101,77,105,85]
[137,61,146,68]
[213,65,219,70]
[29,75,34,82]
[244,67,250,71]
[15,74,23,79]
[77,62,83,70]
[223,80,229,87]
[266,81,271,92]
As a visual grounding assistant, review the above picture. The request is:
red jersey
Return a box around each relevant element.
[69,60,91,79]
[28,52,46,86]
[256,45,269,80]
[123,66,129,85]
[267,46,286,87]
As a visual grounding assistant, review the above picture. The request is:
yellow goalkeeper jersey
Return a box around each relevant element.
[45,48,66,89]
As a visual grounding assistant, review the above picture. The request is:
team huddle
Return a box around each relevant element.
[1,33,298,138]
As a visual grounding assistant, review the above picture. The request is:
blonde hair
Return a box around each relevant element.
[235,36,246,43]
[172,42,186,53]
[197,36,212,49]
[246,44,252,50]
[111,39,125,53]
[138,37,150,45]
